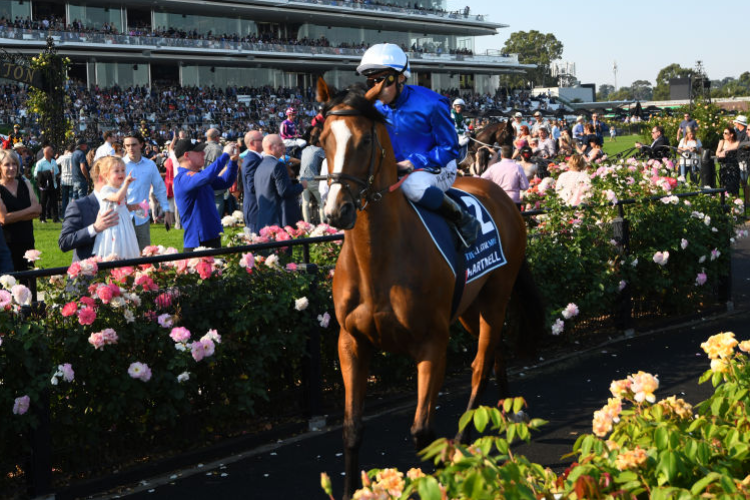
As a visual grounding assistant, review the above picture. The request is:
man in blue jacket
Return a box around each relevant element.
[240,130,264,234]
[173,139,239,252]
[356,43,479,247]
[254,134,306,231]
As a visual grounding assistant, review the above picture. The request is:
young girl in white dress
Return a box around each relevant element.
[92,156,142,260]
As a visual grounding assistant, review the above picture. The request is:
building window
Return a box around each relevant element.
[0,0,31,19]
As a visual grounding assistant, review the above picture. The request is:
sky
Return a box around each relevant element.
[446,0,749,89]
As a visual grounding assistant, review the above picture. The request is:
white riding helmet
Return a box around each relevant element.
[357,43,411,78]
[453,98,466,107]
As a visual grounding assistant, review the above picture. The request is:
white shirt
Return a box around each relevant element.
[94,142,116,161]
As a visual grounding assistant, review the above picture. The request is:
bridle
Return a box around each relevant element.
[314,107,398,212]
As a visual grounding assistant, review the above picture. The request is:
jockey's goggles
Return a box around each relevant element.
[366,73,397,89]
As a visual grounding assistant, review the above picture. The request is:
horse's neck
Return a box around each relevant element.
[346,194,410,268]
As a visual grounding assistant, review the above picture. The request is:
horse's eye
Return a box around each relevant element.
[361,134,373,146]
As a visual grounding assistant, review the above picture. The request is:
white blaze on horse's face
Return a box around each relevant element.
[324,119,353,219]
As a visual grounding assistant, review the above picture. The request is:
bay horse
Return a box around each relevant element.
[316,78,542,499]
[460,120,515,173]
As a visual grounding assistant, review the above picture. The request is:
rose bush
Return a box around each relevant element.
[324,330,750,499]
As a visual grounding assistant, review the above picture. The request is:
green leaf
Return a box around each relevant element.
[615,471,638,483]
[719,474,737,493]
[690,472,722,494]
[657,450,678,484]
[655,427,668,450]
[474,406,489,433]
[502,398,513,413]
[459,410,473,432]
[507,423,516,443]
[417,476,442,500]
[512,397,524,414]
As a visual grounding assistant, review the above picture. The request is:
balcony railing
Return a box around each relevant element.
[0,26,519,66]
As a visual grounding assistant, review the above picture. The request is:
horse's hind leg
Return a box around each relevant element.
[339,330,374,500]
[456,294,509,443]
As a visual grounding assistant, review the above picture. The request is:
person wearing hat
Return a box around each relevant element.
[572,116,586,144]
[173,138,239,252]
[734,115,748,143]
[530,111,549,138]
[511,111,524,135]
[9,124,23,146]
[451,98,469,142]
[356,42,479,247]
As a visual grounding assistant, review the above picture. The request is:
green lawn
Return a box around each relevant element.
[602,134,640,158]
[31,220,186,269]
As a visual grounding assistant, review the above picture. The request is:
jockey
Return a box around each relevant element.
[451,98,470,147]
[311,104,326,129]
[357,43,479,247]
[280,107,307,150]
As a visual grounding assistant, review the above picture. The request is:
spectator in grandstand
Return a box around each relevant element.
[33,146,60,223]
[70,138,90,200]
[677,127,702,178]
[635,125,670,160]
[0,149,41,271]
[716,126,741,196]
[254,134,305,230]
[173,139,239,251]
[122,133,173,250]
[480,144,528,210]
[59,159,120,262]
[299,128,326,224]
[94,130,117,161]
[555,154,591,207]
[677,112,698,142]
[240,130,264,234]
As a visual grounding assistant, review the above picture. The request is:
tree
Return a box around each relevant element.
[502,30,563,88]
[630,80,653,101]
[597,84,614,101]
[653,63,693,100]
[609,87,633,101]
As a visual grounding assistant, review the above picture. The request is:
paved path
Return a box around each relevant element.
[79,225,750,500]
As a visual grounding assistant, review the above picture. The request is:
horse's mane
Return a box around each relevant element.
[323,83,386,124]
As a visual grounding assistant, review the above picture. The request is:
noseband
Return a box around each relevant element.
[315,108,387,211]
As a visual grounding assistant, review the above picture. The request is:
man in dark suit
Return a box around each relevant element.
[254,134,306,231]
[58,162,119,262]
[240,130,264,234]
[635,125,670,159]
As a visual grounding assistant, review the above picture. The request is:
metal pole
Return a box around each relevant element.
[612,203,633,334]
[298,263,324,431]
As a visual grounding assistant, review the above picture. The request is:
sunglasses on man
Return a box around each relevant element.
[366,74,397,89]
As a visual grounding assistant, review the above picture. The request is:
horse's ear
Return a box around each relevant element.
[317,77,331,103]
[364,79,385,102]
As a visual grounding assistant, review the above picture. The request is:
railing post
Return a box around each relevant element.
[22,304,52,498]
[718,191,733,308]
[612,204,634,335]
[298,263,324,431]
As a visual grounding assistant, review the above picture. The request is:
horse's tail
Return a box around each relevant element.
[510,257,545,358]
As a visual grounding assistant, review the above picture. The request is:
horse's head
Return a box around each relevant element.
[316,77,392,229]
[495,120,515,148]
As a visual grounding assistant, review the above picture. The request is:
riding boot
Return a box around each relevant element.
[438,194,480,248]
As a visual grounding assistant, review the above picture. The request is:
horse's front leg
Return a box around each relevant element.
[339,329,373,500]
[411,339,448,450]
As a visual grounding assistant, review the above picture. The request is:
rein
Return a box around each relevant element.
[468,135,500,150]
[315,107,402,211]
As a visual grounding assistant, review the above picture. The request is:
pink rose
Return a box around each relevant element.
[285,263,298,272]
[61,301,78,317]
[96,285,114,304]
[170,326,191,343]
[0,290,11,309]
[79,296,96,308]
[190,341,205,362]
[13,395,30,415]
[67,261,81,278]
[23,249,41,262]
[155,292,173,309]
[158,314,174,328]
[195,261,213,280]
[77,306,96,326]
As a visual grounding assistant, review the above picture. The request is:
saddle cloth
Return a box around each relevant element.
[407,187,507,316]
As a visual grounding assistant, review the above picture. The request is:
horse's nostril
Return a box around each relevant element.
[339,202,353,218]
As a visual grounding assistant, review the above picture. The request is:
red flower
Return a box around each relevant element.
[80,296,96,308]
[96,285,114,304]
[61,301,78,317]
[195,261,213,280]
[77,306,96,325]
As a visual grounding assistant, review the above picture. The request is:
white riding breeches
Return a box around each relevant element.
[401,160,457,203]
[283,138,307,149]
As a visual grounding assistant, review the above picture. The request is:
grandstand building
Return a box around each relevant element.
[0,0,530,94]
